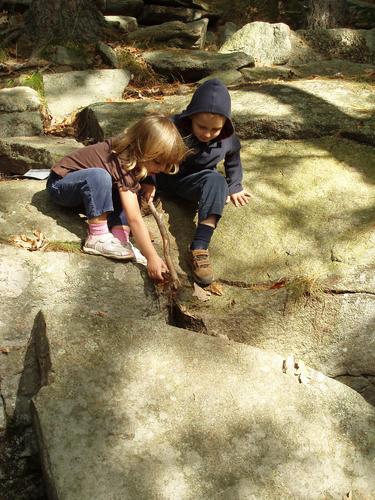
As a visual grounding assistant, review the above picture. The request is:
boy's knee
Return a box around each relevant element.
[207,171,228,193]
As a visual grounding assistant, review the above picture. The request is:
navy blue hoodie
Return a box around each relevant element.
[173,78,243,195]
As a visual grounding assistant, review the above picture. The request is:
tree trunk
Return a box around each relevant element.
[24,0,106,44]
[307,0,347,29]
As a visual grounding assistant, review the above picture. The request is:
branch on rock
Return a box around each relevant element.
[148,200,180,290]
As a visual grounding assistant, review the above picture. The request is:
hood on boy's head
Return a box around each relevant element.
[177,78,234,140]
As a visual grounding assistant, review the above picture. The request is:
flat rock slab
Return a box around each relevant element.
[289,58,375,79]
[0,243,159,425]
[142,49,254,82]
[77,78,375,144]
[32,314,375,499]
[0,179,86,242]
[43,69,131,122]
[127,19,208,50]
[0,136,83,175]
[163,137,375,282]
[175,265,375,378]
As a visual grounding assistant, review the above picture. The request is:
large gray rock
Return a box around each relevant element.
[76,79,375,145]
[76,100,170,141]
[142,49,254,82]
[0,87,43,137]
[0,112,43,138]
[298,27,375,64]
[0,136,83,175]
[97,42,119,68]
[48,46,93,69]
[0,86,40,113]
[31,310,375,499]
[104,15,138,32]
[43,69,131,122]
[127,19,208,50]
[219,21,292,65]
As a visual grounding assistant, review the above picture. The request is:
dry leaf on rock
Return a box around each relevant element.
[0,347,10,354]
[206,282,224,296]
[10,230,47,251]
[193,283,211,301]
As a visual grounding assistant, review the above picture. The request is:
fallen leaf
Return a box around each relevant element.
[10,230,47,251]
[0,347,10,354]
[193,282,211,302]
[96,311,108,317]
[206,282,224,296]
[270,279,286,289]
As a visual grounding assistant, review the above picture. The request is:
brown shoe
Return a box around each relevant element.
[188,248,214,286]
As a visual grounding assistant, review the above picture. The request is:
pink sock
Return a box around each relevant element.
[88,221,109,236]
[111,227,130,244]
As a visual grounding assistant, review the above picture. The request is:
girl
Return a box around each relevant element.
[47,114,189,281]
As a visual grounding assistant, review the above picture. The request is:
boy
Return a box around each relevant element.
[142,79,250,285]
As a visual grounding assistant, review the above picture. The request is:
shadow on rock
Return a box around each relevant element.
[31,189,87,241]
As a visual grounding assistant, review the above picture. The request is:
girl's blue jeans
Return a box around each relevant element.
[46,168,128,227]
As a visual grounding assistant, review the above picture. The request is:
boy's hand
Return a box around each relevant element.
[226,190,251,207]
[141,184,156,203]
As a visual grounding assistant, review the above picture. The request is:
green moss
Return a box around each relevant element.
[45,241,82,253]
[20,72,44,97]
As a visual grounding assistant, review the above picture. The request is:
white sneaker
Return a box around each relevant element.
[83,233,134,260]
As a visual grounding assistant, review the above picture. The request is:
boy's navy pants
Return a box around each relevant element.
[46,168,128,227]
[156,169,228,222]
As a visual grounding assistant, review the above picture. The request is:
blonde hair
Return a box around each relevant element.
[111,114,189,180]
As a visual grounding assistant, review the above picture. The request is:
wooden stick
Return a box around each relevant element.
[148,200,180,290]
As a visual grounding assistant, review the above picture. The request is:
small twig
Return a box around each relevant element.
[148,199,180,290]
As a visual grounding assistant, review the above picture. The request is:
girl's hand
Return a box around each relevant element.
[141,184,156,203]
[147,255,168,281]
[226,190,251,207]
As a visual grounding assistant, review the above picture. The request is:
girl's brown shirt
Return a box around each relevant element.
[51,139,141,193]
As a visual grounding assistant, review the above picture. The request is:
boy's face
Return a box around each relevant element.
[190,113,226,143]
